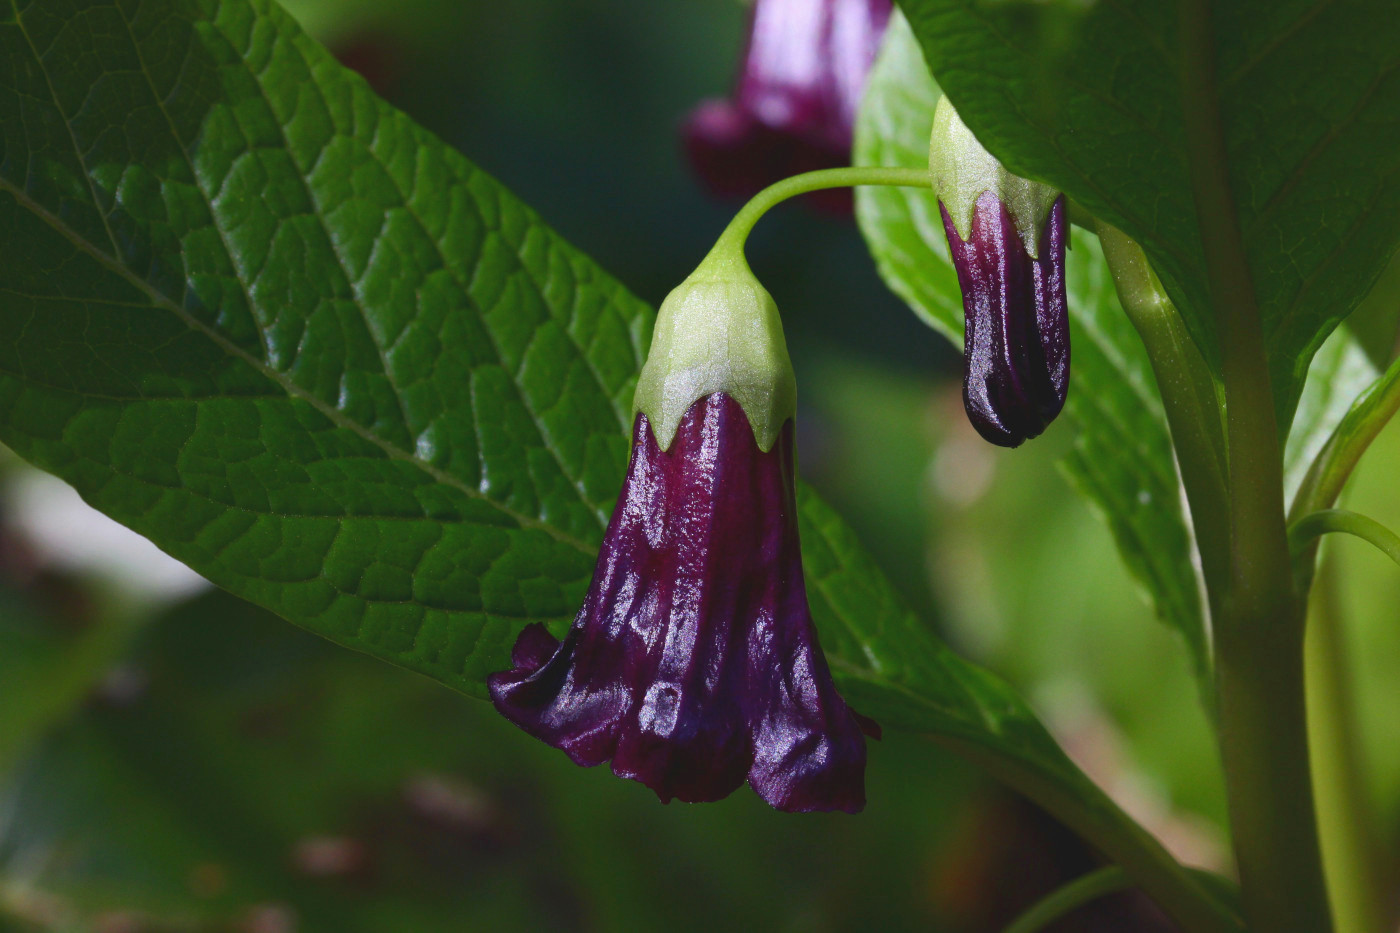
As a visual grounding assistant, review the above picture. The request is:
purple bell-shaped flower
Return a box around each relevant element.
[683,0,893,209]
[490,255,872,813]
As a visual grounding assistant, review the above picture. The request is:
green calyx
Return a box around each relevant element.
[633,246,796,453]
[631,165,938,452]
[929,95,1059,259]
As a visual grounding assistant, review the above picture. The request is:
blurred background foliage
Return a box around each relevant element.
[0,0,1398,930]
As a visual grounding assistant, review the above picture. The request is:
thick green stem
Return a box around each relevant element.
[1215,611,1330,933]
[1306,554,1391,933]
[1002,867,1130,933]
[1179,0,1332,927]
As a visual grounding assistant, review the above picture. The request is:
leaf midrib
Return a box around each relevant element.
[0,175,596,557]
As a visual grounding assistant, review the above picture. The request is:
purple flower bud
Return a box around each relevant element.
[490,392,872,813]
[929,96,1069,448]
[683,0,892,208]
[942,192,1069,447]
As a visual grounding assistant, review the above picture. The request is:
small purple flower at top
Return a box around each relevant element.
[683,0,892,208]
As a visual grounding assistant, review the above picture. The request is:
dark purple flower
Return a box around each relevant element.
[941,192,1069,447]
[928,95,1070,447]
[683,0,892,209]
[490,392,871,813]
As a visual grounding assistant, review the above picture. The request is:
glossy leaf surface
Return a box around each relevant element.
[0,0,647,695]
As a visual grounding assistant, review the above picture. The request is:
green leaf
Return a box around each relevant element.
[896,0,1400,427]
[0,0,646,695]
[0,0,1112,767]
[0,0,1066,747]
[1345,250,1400,371]
[0,587,140,777]
[856,13,1211,702]
[852,15,962,345]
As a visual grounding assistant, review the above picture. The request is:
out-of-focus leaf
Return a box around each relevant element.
[855,13,1211,702]
[0,509,144,777]
[1334,423,1400,845]
[1282,250,1400,519]
[1284,328,1382,504]
[796,489,1238,933]
[1345,252,1400,371]
[0,593,599,931]
[896,0,1400,429]
[0,590,972,932]
[0,608,137,777]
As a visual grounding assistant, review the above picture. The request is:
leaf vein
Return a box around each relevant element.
[0,176,596,555]
[1220,0,1337,89]
[1244,56,1400,235]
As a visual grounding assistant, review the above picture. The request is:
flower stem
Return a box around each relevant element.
[1095,221,1229,619]
[710,166,932,262]
[1002,867,1130,933]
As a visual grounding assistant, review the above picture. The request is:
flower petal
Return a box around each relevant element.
[943,192,1069,447]
[490,393,868,812]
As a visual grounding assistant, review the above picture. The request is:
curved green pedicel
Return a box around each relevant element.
[633,246,796,453]
[929,95,1059,259]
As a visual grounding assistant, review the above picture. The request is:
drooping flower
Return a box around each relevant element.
[683,0,893,209]
[490,254,872,813]
[929,96,1069,447]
